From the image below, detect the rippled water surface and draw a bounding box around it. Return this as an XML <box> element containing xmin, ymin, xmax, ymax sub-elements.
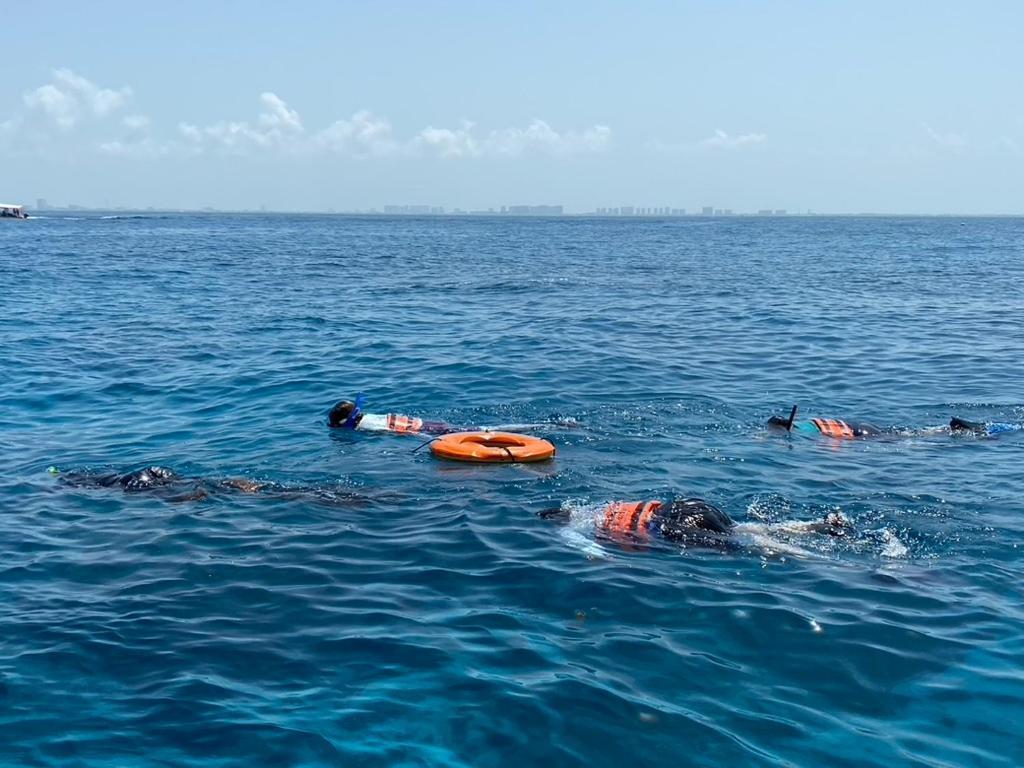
<box><xmin>2</xmin><ymin>214</ymin><xmax>1023</xmax><ymax>766</ymax></box>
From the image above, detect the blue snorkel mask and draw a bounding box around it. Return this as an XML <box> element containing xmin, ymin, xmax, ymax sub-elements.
<box><xmin>342</xmin><ymin>393</ymin><xmax>366</xmax><ymax>429</ymax></box>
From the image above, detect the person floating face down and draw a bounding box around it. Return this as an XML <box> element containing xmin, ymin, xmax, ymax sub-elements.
<box><xmin>766</xmin><ymin>405</ymin><xmax>882</xmax><ymax>438</ymax></box>
<box><xmin>539</xmin><ymin>496</ymin><xmax>852</xmax><ymax>548</ymax></box>
<box><xmin>328</xmin><ymin>396</ymin><xmax>459</xmax><ymax>436</ymax></box>
<box><xmin>768</xmin><ymin>405</ymin><xmax>1022</xmax><ymax>439</ymax></box>
<box><xmin>49</xmin><ymin>465</ymin><xmax>364</xmax><ymax>505</ymax></box>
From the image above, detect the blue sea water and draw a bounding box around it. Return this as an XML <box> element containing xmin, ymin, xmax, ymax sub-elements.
<box><xmin>2</xmin><ymin>213</ymin><xmax>1023</xmax><ymax>767</ymax></box>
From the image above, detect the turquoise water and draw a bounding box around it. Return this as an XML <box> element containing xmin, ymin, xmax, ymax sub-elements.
<box><xmin>2</xmin><ymin>214</ymin><xmax>1023</xmax><ymax>766</ymax></box>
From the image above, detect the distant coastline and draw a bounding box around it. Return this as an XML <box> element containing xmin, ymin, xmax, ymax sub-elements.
<box><xmin>25</xmin><ymin>207</ymin><xmax>1024</xmax><ymax>218</ymax></box>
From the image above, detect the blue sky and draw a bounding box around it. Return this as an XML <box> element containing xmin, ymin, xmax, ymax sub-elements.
<box><xmin>2</xmin><ymin>1</ymin><xmax>1022</xmax><ymax>212</ymax></box>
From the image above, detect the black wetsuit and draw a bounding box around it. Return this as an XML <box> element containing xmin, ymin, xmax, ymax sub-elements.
<box><xmin>540</xmin><ymin>497</ymin><xmax>849</xmax><ymax>546</ymax></box>
<box><xmin>540</xmin><ymin>497</ymin><xmax>735</xmax><ymax>544</ymax></box>
<box><xmin>54</xmin><ymin>466</ymin><xmax>364</xmax><ymax>505</ymax></box>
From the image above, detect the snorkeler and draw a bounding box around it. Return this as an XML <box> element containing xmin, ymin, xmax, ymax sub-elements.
<box><xmin>328</xmin><ymin>395</ymin><xmax>460</xmax><ymax>435</ymax></box>
<box><xmin>539</xmin><ymin>496</ymin><xmax>852</xmax><ymax>548</ymax></box>
<box><xmin>328</xmin><ymin>395</ymin><xmax>577</xmax><ymax>436</ymax></box>
<box><xmin>49</xmin><ymin>465</ymin><xmax>364</xmax><ymax>505</ymax></box>
<box><xmin>768</xmin><ymin>405</ymin><xmax>1021</xmax><ymax>439</ymax></box>
<box><xmin>766</xmin><ymin>405</ymin><xmax>882</xmax><ymax>438</ymax></box>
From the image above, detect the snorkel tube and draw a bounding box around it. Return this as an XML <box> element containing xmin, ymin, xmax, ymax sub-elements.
<box><xmin>341</xmin><ymin>393</ymin><xmax>366</xmax><ymax>429</ymax></box>
<box><xmin>784</xmin><ymin>404</ymin><xmax>798</xmax><ymax>431</ymax></box>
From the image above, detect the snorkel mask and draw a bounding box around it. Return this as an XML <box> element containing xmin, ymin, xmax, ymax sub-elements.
<box><xmin>341</xmin><ymin>393</ymin><xmax>366</xmax><ymax>429</ymax></box>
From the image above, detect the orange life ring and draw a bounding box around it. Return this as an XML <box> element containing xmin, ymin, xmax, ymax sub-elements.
<box><xmin>430</xmin><ymin>431</ymin><xmax>556</xmax><ymax>463</ymax></box>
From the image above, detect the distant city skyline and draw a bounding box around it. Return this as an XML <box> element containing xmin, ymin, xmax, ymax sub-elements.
<box><xmin>3</xmin><ymin>2</ymin><xmax>1023</xmax><ymax>214</ymax></box>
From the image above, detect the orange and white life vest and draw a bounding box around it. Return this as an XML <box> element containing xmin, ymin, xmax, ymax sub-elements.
<box><xmin>811</xmin><ymin>418</ymin><xmax>855</xmax><ymax>439</ymax></box>
<box><xmin>386</xmin><ymin>413</ymin><xmax>424</xmax><ymax>434</ymax></box>
<box><xmin>601</xmin><ymin>500</ymin><xmax>663</xmax><ymax>536</ymax></box>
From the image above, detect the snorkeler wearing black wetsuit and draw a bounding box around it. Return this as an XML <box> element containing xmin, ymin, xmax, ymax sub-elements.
<box><xmin>539</xmin><ymin>496</ymin><xmax>851</xmax><ymax>545</ymax></box>
<box><xmin>50</xmin><ymin>465</ymin><xmax>364</xmax><ymax>505</ymax></box>
<box><xmin>768</xmin><ymin>405</ymin><xmax>1022</xmax><ymax>439</ymax></box>
<box><xmin>766</xmin><ymin>405</ymin><xmax>882</xmax><ymax>438</ymax></box>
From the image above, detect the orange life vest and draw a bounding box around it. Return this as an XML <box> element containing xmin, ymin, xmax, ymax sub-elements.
<box><xmin>387</xmin><ymin>414</ymin><xmax>424</xmax><ymax>434</ymax></box>
<box><xmin>602</xmin><ymin>500</ymin><xmax>663</xmax><ymax>535</ymax></box>
<box><xmin>811</xmin><ymin>418</ymin><xmax>855</xmax><ymax>438</ymax></box>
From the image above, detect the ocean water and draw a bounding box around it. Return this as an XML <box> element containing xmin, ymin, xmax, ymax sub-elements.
<box><xmin>2</xmin><ymin>213</ymin><xmax>1023</xmax><ymax>767</ymax></box>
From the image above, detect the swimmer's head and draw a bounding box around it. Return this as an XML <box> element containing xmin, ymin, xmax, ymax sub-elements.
<box><xmin>328</xmin><ymin>399</ymin><xmax>359</xmax><ymax>428</ymax></box>
<box><xmin>767</xmin><ymin>405</ymin><xmax>799</xmax><ymax>431</ymax></box>
<box><xmin>821</xmin><ymin>511</ymin><xmax>853</xmax><ymax>536</ymax></box>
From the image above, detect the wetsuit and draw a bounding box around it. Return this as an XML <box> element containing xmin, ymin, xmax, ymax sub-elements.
<box><xmin>541</xmin><ymin>498</ymin><xmax>736</xmax><ymax>544</ymax></box>
<box><xmin>540</xmin><ymin>497</ymin><xmax>852</xmax><ymax>548</ymax></box>
<box><xmin>51</xmin><ymin>466</ymin><xmax>363</xmax><ymax>505</ymax></box>
<box><xmin>787</xmin><ymin>418</ymin><xmax>882</xmax><ymax>438</ymax></box>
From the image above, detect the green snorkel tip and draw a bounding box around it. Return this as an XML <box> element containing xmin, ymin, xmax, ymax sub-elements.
<box><xmin>47</xmin><ymin>466</ymin><xmax>59</xmax><ymax>475</ymax></box>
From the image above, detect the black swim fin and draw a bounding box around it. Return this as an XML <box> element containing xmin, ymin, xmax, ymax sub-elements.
<box><xmin>538</xmin><ymin>506</ymin><xmax>571</xmax><ymax>522</ymax></box>
<box><xmin>950</xmin><ymin>417</ymin><xmax>986</xmax><ymax>434</ymax></box>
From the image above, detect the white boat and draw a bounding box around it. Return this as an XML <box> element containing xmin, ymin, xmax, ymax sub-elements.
<box><xmin>0</xmin><ymin>203</ymin><xmax>28</xmax><ymax>219</ymax></box>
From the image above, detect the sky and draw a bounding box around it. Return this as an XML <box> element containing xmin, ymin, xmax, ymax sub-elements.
<box><xmin>2</xmin><ymin>1</ymin><xmax>1023</xmax><ymax>213</ymax></box>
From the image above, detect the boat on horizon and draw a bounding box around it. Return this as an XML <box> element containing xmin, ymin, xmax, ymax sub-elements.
<box><xmin>1</xmin><ymin>203</ymin><xmax>28</xmax><ymax>219</ymax></box>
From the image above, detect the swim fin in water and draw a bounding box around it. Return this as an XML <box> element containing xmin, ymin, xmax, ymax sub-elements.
<box><xmin>949</xmin><ymin>417</ymin><xmax>1021</xmax><ymax>436</ymax></box>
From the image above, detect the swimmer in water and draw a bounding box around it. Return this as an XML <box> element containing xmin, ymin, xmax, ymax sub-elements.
<box><xmin>328</xmin><ymin>394</ymin><xmax>577</xmax><ymax>436</ymax></box>
<box><xmin>766</xmin><ymin>405</ymin><xmax>883</xmax><ymax>438</ymax></box>
<box><xmin>768</xmin><ymin>405</ymin><xmax>1021</xmax><ymax>440</ymax></box>
<box><xmin>539</xmin><ymin>496</ymin><xmax>852</xmax><ymax>552</ymax></box>
<box><xmin>49</xmin><ymin>465</ymin><xmax>365</xmax><ymax>505</ymax></box>
<box><xmin>328</xmin><ymin>395</ymin><xmax>461</xmax><ymax>435</ymax></box>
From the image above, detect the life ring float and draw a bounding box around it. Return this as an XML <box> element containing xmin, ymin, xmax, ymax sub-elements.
<box><xmin>430</xmin><ymin>431</ymin><xmax>556</xmax><ymax>463</ymax></box>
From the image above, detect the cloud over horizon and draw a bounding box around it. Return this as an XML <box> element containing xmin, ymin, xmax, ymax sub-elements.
<box><xmin>10</xmin><ymin>69</ymin><xmax>611</xmax><ymax>161</ymax></box>
<box><xmin>24</xmin><ymin>68</ymin><xmax>132</xmax><ymax>129</ymax></box>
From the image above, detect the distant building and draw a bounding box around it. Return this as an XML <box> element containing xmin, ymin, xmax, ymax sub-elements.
<box><xmin>671</xmin><ymin>208</ymin><xmax>686</xmax><ymax>216</ymax></box>
<box><xmin>774</xmin><ymin>209</ymin><xmax>786</xmax><ymax>215</ymax></box>
<box><xmin>621</xmin><ymin>206</ymin><xmax>635</xmax><ymax>216</ymax></box>
<box><xmin>506</xmin><ymin>205</ymin><xmax>563</xmax><ymax>216</ymax></box>
<box><xmin>701</xmin><ymin>206</ymin><xmax>713</xmax><ymax>215</ymax></box>
<box><xmin>757</xmin><ymin>209</ymin><xmax>772</xmax><ymax>215</ymax></box>
<box><xmin>383</xmin><ymin>205</ymin><xmax>432</xmax><ymax>214</ymax></box>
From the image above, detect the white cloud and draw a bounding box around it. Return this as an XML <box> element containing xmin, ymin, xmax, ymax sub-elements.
<box><xmin>258</xmin><ymin>92</ymin><xmax>302</xmax><ymax>132</ymax></box>
<box><xmin>409</xmin><ymin>119</ymin><xmax>611</xmax><ymax>158</ymax></box>
<box><xmin>314</xmin><ymin>110</ymin><xmax>398</xmax><ymax>156</ymax></box>
<box><xmin>122</xmin><ymin>114</ymin><xmax>150</xmax><ymax>130</ymax></box>
<box><xmin>98</xmin><ymin>138</ymin><xmax>170</xmax><ymax>157</ymax></box>
<box><xmin>484</xmin><ymin>119</ymin><xmax>612</xmax><ymax>155</ymax></box>
<box><xmin>413</xmin><ymin>121</ymin><xmax>480</xmax><ymax>157</ymax></box>
<box><xmin>176</xmin><ymin>92</ymin><xmax>305</xmax><ymax>152</ymax></box>
<box><xmin>23</xmin><ymin>68</ymin><xmax>131</xmax><ymax>128</ymax></box>
<box><xmin>701</xmin><ymin>129</ymin><xmax>767</xmax><ymax>149</ymax></box>
<box><xmin>923</xmin><ymin>124</ymin><xmax>967</xmax><ymax>149</ymax></box>
<box><xmin>10</xmin><ymin>73</ymin><xmax>613</xmax><ymax>161</ymax></box>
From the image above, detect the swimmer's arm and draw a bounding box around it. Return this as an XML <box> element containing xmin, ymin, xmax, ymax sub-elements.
<box><xmin>559</xmin><ymin>527</ymin><xmax>605</xmax><ymax>559</ymax></box>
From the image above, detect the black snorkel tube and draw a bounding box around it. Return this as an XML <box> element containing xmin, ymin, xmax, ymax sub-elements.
<box><xmin>784</xmin><ymin>404</ymin><xmax>798</xmax><ymax>431</ymax></box>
